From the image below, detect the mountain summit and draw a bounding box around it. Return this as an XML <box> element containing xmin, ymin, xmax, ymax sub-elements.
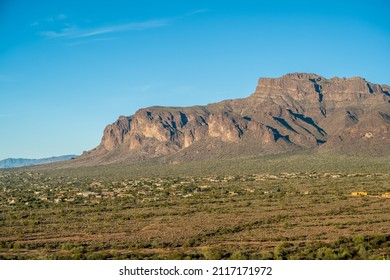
<box><xmin>80</xmin><ymin>73</ymin><xmax>390</xmax><ymax>164</ymax></box>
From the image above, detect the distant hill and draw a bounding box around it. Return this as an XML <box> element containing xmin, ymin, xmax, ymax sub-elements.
<box><xmin>73</xmin><ymin>72</ymin><xmax>389</xmax><ymax>166</ymax></box>
<box><xmin>0</xmin><ymin>155</ymin><xmax>78</xmax><ymax>168</ymax></box>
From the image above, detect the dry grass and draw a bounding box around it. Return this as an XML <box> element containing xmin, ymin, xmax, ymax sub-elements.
<box><xmin>1</xmin><ymin>164</ymin><xmax>390</xmax><ymax>259</ymax></box>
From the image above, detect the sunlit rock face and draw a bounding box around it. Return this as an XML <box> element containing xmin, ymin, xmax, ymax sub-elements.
<box><xmin>83</xmin><ymin>73</ymin><xmax>390</xmax><ymax>163</ymax></box>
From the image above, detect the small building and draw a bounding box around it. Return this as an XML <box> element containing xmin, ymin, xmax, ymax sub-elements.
<box><xmin>381</xmin><ymin>193</ymin><xmax>390</xmax><ymax>198</ymax></box>
<box><xmin>351</xmin><ymin>192</ymin><xmax>368</xmax><ymax>196</ymax></box>
<box><xmin>77</xmin><ymin>191</ymin><xmax>96</xmax><ymax>197</ymax></box>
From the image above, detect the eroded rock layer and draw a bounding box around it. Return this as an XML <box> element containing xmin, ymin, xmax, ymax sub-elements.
<box><xmin>81</xmin><ymin>73</ymin><xmax>390</xmax><ymax>163</ymax></box>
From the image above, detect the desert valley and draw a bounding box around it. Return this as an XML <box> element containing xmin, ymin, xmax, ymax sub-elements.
<box><xmin>1</xmin><ymin>73</ymin><xmax>390</xmax><ymax>260</ymax></box>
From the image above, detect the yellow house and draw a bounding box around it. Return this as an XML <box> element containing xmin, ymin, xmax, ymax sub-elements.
<box><xmin>351</xmin><ymin>192</ymin><xmax>368</xmax><ymax>196</ymax></box>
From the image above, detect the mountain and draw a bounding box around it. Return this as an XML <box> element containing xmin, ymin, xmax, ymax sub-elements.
<box><xmin>0</xmin><ymin>155</ymin><xmax>79</xmax><ymax>169</ymax></box>
<box><xmin>78</xmin><ymin>73</ymin><xmax>390</xmax><ymax>165</ymax></box>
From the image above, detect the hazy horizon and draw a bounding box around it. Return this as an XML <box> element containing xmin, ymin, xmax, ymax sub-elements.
<box><xmin>1</xmin><ymin>0</ymin><xmax>389</xmax><ymax>159</ymax></box>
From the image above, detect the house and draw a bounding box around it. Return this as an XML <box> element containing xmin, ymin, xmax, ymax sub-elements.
<box><xmin>351</xmin><ymin>192</ymin><xmax>368</xmax><ymax>196</ymax></box>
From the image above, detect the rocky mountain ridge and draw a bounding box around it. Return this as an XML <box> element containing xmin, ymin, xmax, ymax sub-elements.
<box><xmin>80</xmin><ymin>73</ymin><xmax>390</xmax><ymax>164</ymax></box>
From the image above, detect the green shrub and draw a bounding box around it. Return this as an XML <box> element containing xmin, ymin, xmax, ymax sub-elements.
<box><xmin>229</xmin><ymin>251</ymin><xmax>248</xmax><ymax>260</ymax></box>
<box><xmin>202</xmin><ymin>247</ymin><xmax>222</xmax><ymax>260</ymax></box>
<box><xmin>316</xmin><ymin>247</ymin><xmax>337</xmax><ymax>260</ymax></box>
<box><xmin>60</xmin><ymin>242</ymin><xmax>73</xmax><ymax>250</ymax></box>
<box><xmin>13</xmin><ymin>242</ymin><xmax>21</xmax><ymax>250</ymax></box>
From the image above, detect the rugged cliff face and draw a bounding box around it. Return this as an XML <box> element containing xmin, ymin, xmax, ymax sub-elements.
<box><xmin>81</xmin><ymin>73</ymin><xmax>390</xmax><ymax>163</ymax></box>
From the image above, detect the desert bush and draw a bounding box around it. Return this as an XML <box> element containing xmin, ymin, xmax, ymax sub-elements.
<box><xmin>316</xmin><ymin>247</ymin><xmax>337</xmax><ymax>260</ymax></box>
<box><xmin>13</xmin><ymin>242</ymin><xmax>21</xmax><ymax>250</ymax></box>
<box><xmin>202</xmin><ymin>247</ymin><xmax>222</xmax><ymax>260</ymax></box>
<box><xmin>60</xmin><ymin>242</ymin><xmax>73</xmax><ymax>250</ymax></box>
<box><xmin>229</xmin><ymin>251</ymin><xmax>248</xmax><ymax>260</ymax></box>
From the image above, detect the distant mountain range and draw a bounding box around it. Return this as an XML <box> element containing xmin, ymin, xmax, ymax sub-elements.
<box><xmin>73</xmin><ymin>72</ymin><xmax>389</xmax><ymax>166</ymax></box>
<box><xmin>0</xmin><ymin>155</ymin><xmax>79</xmax><ymax>168</ymax></box>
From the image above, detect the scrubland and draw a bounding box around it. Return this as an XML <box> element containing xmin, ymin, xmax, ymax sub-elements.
<box><xmin>1</xmin><ymin>152</ymin><xmax>389</xmax><ymax>259</ymax></box>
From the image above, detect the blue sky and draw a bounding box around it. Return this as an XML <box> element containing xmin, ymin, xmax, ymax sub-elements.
<box><xmin>1</xmin><ymin>0</ymin><xmax>389</xmax><ymax>159</ymax></box>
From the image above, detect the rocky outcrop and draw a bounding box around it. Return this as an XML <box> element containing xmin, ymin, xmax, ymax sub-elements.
<box><xmin>81</xmin><ymin>73</ymin><xmax>390</xmax><ymax>163</ymax></box>
<box><xmin>253</xmin><ymin>73</ymin><xmax>387</xmax><ymax>105</ymax></box>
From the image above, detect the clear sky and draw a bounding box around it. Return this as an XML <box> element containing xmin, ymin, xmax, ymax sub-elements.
<box><xmin>1</xmin><ymin>0</ymin><xmax>389</xmax><ymax>159</ymax></box>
